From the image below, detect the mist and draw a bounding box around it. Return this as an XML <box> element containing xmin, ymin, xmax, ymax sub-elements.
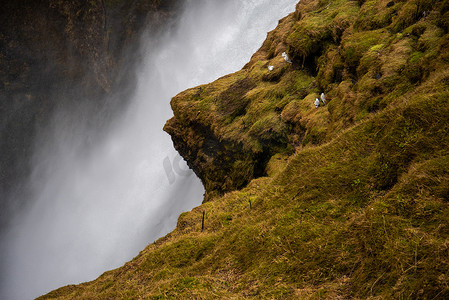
<box><xmin>0</xmin><ymin>0</ymin><xmax>298</xmax><ymax>299</ymax></box>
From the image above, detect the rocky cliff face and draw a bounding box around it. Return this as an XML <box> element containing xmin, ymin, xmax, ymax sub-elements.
<box><xmin>0</xmin><ymin>0</ymin><xmax>180</xmax><ymax>224</ymax></box>
<box><xmin>0</xmin><ymin>0</ymin><xmax>179</xmax><ymax>93</ymax></box>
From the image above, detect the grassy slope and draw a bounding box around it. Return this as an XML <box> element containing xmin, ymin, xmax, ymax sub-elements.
<box><xmin>41</xmin><ymin>0</ymin><xmax>449</xmax><ymax>298</ymax></box>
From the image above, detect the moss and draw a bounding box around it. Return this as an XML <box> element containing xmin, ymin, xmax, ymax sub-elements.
<box><xmin>341</xmin><ymin>29</ymin><xmax>388</xmax><ymax>70</ymax></box>
<box><xmin>217</xmin><ymin>76</ymin><xmax>256</xmax><ymax>120</ymax></box>
<box><xmin>354</xmin><ymin>0</ymin><xmax>395</xmax><ymax>31</ymax></box>
<box><xmin>390</xmin><ymin>0</ymin><xmax>435</xmax><ymax>33</ymax></box>
<box><xmin>316</xmin><ymin>46</ymin><xmax>345</xmax><ymax>89</ymax></box>
<box><xmin>286</xmin><ymin>0</ymin><xmax>358</xmax><ymax>68</ymax></box>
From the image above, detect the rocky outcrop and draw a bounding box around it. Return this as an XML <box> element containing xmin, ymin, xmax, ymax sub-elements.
<box><xmin>165</xmin><ymin>0</ymin><xmax>449</xmax><ymax>200</ymax></box>
<box><xmin>164</xmin><ymin>66</ymin><xmax>292</xmax><ymax>199</ymax></box>
<box><xmin>164</xmin><ymin>113</ymin><xmax>272</xmax><ymax>200</ymax></box>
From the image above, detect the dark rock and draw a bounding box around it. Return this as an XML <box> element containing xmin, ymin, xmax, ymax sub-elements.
<box><xmin>0</xmin><ymin>0</ymin><xmax>181</xmax><ymax>225</ymax></box>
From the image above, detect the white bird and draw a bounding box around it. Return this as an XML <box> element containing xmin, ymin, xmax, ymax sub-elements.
<box><xmin>268</xmin><ymin>65</ymin><xmax>274</xmax><ymax>71</ymax></box>
<box><xmin>320</xmin><ymin>92</ymin><xmax>326</xmax><ymax>105</ymax></box>
<box><xmin>282</xmin><ymin>52</ymin><xmax>292</xmax><ymax>64</ymax></box>
<box><xmin>314</xmin><ymin>98</ymin><xmax>320</xmax><ymax>108</ymax></box>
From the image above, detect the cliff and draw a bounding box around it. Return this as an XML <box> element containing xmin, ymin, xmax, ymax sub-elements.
<box><xmin>43</xmin><ymin>0</ymin><xmax>449</xmax><ymax>298</ymax></box>
<box><xmin>0</xmin><ymin>0</ymin><xmax>179</xmax><ymax>93</ymax></box>
<box><xmin>0</xmin><ymin>0</ymin><xmax>180</xmax><ymax>224</ymax></box>
<box><xmin>165</xmin><ymin>0</ymin><xmax>449</xmax><ymax>202</ymax></box>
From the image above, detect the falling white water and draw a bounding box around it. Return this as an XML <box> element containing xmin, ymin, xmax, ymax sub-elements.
<box><xmin>1</xmin><ymin>0</ymin><xmax>298</xmax><ymax>299</ymax></box>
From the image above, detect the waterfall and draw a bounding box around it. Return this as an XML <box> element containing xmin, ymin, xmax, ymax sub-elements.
<box><xmin>0</xmin><ymin>0</ymin><xmax>298</xmax><ymax>299</ymax></box>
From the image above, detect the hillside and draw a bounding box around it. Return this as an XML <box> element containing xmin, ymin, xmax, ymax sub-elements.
<box><xmin>41</xmin><ymin>0</ymin><xmax>449</xmax><ymax>298</ymax></box>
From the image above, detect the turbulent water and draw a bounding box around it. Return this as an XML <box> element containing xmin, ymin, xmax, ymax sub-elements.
<box><xmin>0</xmin><ymin>0</ymin><xmax>298</xmax><ymax>299</ymax></box>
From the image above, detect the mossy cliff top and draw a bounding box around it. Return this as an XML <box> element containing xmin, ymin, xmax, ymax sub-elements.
<box><xmin>165</xmin><ymin>0</ymin><xmax>449</xmax><ymax>200</ymax></box>
<box><xmin>42</xmin><ymin>0</ymin><xmax>449</xmax><ymax>298</ymax></box>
